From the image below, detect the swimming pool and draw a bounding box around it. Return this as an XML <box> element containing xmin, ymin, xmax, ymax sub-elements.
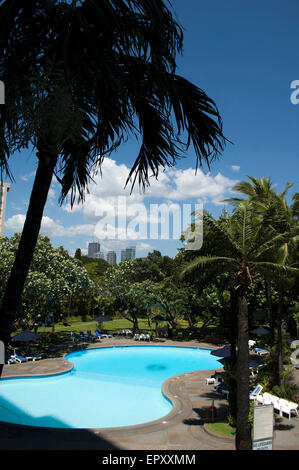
<box><xmin>0</xmin><ymin>346</ymin><xmax>220</xmax><ymax>429</ymax></box>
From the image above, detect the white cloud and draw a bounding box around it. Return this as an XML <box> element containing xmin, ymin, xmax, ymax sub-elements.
<box><xmin>63</xmin><ymin>157</ymin><xmax>239</xmax><ymax>217</ymax></box>
<box><xmin>232</xmin><ymin>165</ymin><xmax>240</xmax><ymax>172</ymax></box>
<box><xmin>20</xmin><ymin>171</ymin><xmax>36</xmax><ymax>182</ymax></box>
<box><xmin>6</xmin><ymin>158</ymin><xmax>239</xmax><ymax>244</ymax></box>
<box><xmin>5</xmin><ymin>214</ymin><xmax>95</xmax><ymax>238</ymax></box>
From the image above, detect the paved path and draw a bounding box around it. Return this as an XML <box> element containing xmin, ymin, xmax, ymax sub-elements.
<box><xmin>0</xmin><ymin>338</ymin><xmax>298</xmax><ymax>450</ymax></box>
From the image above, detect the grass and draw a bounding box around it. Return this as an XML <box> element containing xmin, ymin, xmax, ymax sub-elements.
<box><xmin>36</xmin><ymin>317</ymin><xmax>156</xmax><ymax>335</ymax></box>
<box><xmin>206</xmin><ymin>420</ymin><xmax>236</xmax><ymax>438</ymax></box>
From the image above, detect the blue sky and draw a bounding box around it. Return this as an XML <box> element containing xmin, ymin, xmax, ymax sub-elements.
<box><xmin>3</xmin><ymin>0</ymin><xmax>299</xmax><ymax>261</ymax></box>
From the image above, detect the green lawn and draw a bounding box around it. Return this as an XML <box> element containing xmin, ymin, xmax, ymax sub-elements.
<box><xmin>36</xmin><ymin>317</ymin><xmax>163</xmax><ymax>335</ymax></box>
<box><xmin>206</xmin><ymin>420</ymin><xmax>236</xmax><ymax>438</ymax></box>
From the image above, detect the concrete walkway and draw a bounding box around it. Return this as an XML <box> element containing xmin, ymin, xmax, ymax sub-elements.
<box><xmin>0</xmin><ymin>338</ymin><xmax>298</xmax><ymax>450</ymax></box>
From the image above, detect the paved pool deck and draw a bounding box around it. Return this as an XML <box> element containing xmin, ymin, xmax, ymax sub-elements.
<box><xmin>0</xmin><ymin>337</ymin><xmax>298</xmax><ymax>451</ymax></box>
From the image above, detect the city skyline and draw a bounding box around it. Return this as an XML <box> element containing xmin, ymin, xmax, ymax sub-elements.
<box><xmin>87</xmin><ymin>241</ymin><xmax>137</xmax><ymax>264</ymax></box>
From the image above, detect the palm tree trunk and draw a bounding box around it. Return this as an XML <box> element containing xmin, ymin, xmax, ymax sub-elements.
<box><xmin>276</xmin><ymin>294</ymin><xmax>284</xmax><ymax>388</ymax></box>
<box><xmin>265</xmin><ymin>278</ymin><xmax>274</xmax><ymax>346</ymax></box>
<box><xmin>228</xmin><ymin>287</ymin><xmax>238</xmax><ymax>421</ymax></box>
<box><xmin>0</xmin><ymin>148</ymin><xmax>57</xmax><ymax>377</ymax></box>
<box><xmin>235</xmin><ymin>289</ymin><xmax>251</xmax><ymax>450</ymax></box>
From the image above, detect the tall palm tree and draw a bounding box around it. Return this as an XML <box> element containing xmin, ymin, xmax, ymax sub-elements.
<box><xmin>225</xmin><ymin>176</ymin><xmax>299</xmax><ymax>385</ymax></box>
<box><xmin>0</xmin><ymin>0</ymin><xmax>228</xmax><ymax>371</ymax></box>
<box><xmin>224</xmin><ymin>177</ymin><xmax>292</xmax><ymax>341</ymax></box>
<box><xmin>181</xmin><ymin>202</ymin><xmax>299</xmax><ymax>450</ymax></box>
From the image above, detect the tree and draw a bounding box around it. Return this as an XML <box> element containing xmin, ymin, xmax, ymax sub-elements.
<box><xmin>0</xmin><ymin>234</ymin><xmax>93</xmax><ymax>330</ymax></box>
<box><xmin>180</xmin><ymin>203</ymin><xmax>299</xmax><ymax>450</ymax></box>
<box><xmin>225</xmin><ymin>176</ymin><xmax>299</xmax><ymax>386</ymax></box>
<box><xmin>0</xmin><ymin>0</ymin><xmax>228</xmax><ymax>363</ymax></box>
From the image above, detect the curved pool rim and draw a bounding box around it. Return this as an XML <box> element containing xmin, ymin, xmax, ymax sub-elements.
<box><xmin>0</xmin><ymin>344</ymin><xmax>219</xmax><ymax>432</ymax></box>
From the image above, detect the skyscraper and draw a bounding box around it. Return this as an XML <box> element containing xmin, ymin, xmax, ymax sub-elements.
<box><xmin>88</xmin><ymin>242</ymin><xmax>101</xmax><ymax>258</ymax></box>
<box><xmin>0</xmin><ymin>182</ymin><xmax>10</xmax><ymax>237</ymax></box>
<box><xmin>121</xmin><ymin>249</ymin><xmax>126</xmax><ymax>262</ymax></box>
<box><xmin>120</xmin><ymin>246</ymin><xmax>136</xmax><ymax>262</ymax></box>
<box><xmin>125</xmin><ymin>246</ymin><xmax>136</xmax><ymax>260</ymax></box>
<box><xmin>107</xmin><ymin>250</ymin><xmax>117</xmax><ymax>265</ymax></box>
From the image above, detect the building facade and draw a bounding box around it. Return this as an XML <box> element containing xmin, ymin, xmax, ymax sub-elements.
<box><xmin>0</xmin><ymin>182</ymin><xmax>10</xmax><ymax>237</ymax></box>
<box><xmin>107</xmin><ymin>250</ymin><xmax>117</xmax><ymax>265</ymax></box>
<box><xmin>125</xmin><ymin>246</ymin><xmax>136</xmax><ymax>260</ymax></box>
<box><xmin>121</xmin><ymin>246</ymin><xmax>136</xmax><ymax>261</ymax></box>
<box><xmin>88</xmin><ymin>242</ymin><xmax>101</xmax><ymax>258</ymax></box>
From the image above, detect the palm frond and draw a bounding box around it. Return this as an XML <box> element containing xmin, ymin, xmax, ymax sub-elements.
<box><xmin>252</xmin><ymin>260</ymin><xmax>299</xmax><ymax>279</ymax></box>
<box><xmin>180</xmin><ymin>255</ymin><xmax>237</xmax><ymax>280</ymax></box>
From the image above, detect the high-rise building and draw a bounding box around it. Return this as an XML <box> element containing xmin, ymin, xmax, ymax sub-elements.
<box><xmin>88</xmin><ymin>242</ymin><xmax>101</xmax><ymax>258</ymax></box>
<box><xmin>125</xmin><ymin>246</ymin><xmax>136</xmax><ymax>260</ymax></box>
<box><xmin>121</xmin><ymin>249</ymin><xmax>126</xmax><ymax>262</ymax></box>
<box><xmin>97</xmin><ymin>252</ymin><xmax>105</xmax><ymax>260</ymax></box>
<box><xmin>0</xmin><ymin>182</ymin><xmax>10</xmax><ymax>237</ymax></box>
<box><xmin>107</xmin><ymin>250</ymin><xmax>117</xmax><ymax>265</ymax></box>
<box><xmin>120</xmin><ymin>246</ymin><xmax>136</xmax><ymax>262</ymax></box>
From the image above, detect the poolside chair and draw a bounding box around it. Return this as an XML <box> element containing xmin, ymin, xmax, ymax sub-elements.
<box><xmin>254</xmin><ymin>347</ymin><xmax>269</xmax><ymax>356</ymax></box>
<box><xmin>5</xmin><ymin>352</ymin><xmax>16</xmax><ymax>365</ymax></box>
<box><xmin>134</xmin><ymin>333</ymin><xmax>140</xmax><ymax>340</ymax></box>
<box><xmin>248</xmin><ymin>340</ymin><xmax>256</xmax><ymax>349</ymax></box>
<box><xmin>214</xmin><ymin>381</ymin><xmax>229</xmax><ymax>398</ymax></box>
<box><xmin>95</xmin><ymin>330</ymin><xmax>112</xmax><ymax>339</ymax></box>
<box><xmin>86</xmin><ymin>330</ymin><xmax>97</xmax><ymax>341</ymax></box>
<box><xmin>11</xmin><ymin>351</ymin><xmax>28</xmax><ymax>363</ymax></box>
<box><xmin>249</xmin><ymin>384</ymin><xmax>263</xmax><ymax>401</ymax></box>
<box><xmin>31</xmin><ymin>352</ymin><xmax>42</xmax><ymax>361</ymax></box>
<box><xmin>71</xmin><ymin>331</ymin><xmax>80</xmax><ymax>343</ymax></box>
<box><xmin>278</xmin><ymin>399</ymin><xmax>298</xmax><ymax>420</ymax></box>
<box><xmin>144</xmin><ymin>333</ymin><xmax>151</xmax><ymax>341</ymax></box>
<box><xmin>79</xmin><ymin>331</ymin><xmax>89</xmax><ymax>340</ymax></box>
<box><xmin>22</xmin><ymin>347</ymin><xmax>42</xmax><ymax>361</ymax></box>
<box><xmin>205</xmin><ymin>377</ymin><xmax>216</xmax><ymax>385</ymax></box>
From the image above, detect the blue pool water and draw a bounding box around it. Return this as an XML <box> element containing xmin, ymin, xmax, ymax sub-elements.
<box><xmin>0</xmin><ymin>346</ymin><xmax>220</xmax><ymax>429</ymax></box>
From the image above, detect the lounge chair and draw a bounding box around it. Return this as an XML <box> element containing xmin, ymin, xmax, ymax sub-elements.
<box><xmin>95</xmin><ymin>330</ymin><xmax>112</xmax><ymax>338</ymax></box>
<box><xmin>134</xmin><ymin>334</ymin><xmax>140</xmax><ymax>340</ymax></box>
<box><xmin>25</xmin><ymin>348</ymin><xmax>42</xmax><ymax>361</ymax></box>
<box><xmin>71</xmin><ymin>331</ymin><xmax>81</xmax><ymax>342</ymax></box>
<box><xmin>278</xmin><ymin>399</ymin><xmax>298</xmax><ymax>420</ymax></box>
<box><xmin>11</xmin><ymin>352</ymin><xmax>28</xmax><ymax>363</ymax></box>
<box><xmin>254</xmin><ymin>347</ymin><xmax>269</xmax><ymax>356</ymax></box>
<box><xmin>206</xmin><ymin>377</ymin><xmax>216</xmax><ymax>385</ymax></box>
<box><xmin>86</xmin><ymin>330</ymin><xmax>97</xmax><ymax>341</ymax></box>
<box><xmin>31</xmin><ymin>353</ymin><xmax>42</xmax><ymax>361</ymax></box>
<box><xmin>143</xmin><ymin>333</ymin><xmax>151</xmax><ymax>341</ymax></box>
<box><xmin>79</xmin><ymin>331</ymin><xmax>89</xmax><ymax>340</ymax></box>
<box><xmin>214</xmin><ymin>379</ymin><xmax>229</xmax><ymax>397</ymax></box>
<box><xmin>5</xmin><ymin>352</ymin><xmax>16</xmax><ymax>365</ymax></box>
<box><xmin>249</xmin><ymin>384</ymin><xmax>263</xmax><ymax>400</ymax></box>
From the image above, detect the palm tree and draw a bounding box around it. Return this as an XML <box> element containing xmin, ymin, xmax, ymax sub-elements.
<box><xmin>225</xmin><ymin>176</ymin><xmax>299</xmax><ymax>385</ymax></box>
<box><xmin>0</xmin><ymin>0</ymin><xmax>228</xmax><ymax>370</ymax></box>
<box><xmin>180</xmin><ymin>202</ymin><xmax>299</xmax><ymax>450</ymax></box>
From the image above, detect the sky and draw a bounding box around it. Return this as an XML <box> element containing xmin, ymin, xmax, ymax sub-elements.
<box><xmin>3</xmin><ymin>0</ymin><xmax>299</xmax><ymax>261</ymax></box>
